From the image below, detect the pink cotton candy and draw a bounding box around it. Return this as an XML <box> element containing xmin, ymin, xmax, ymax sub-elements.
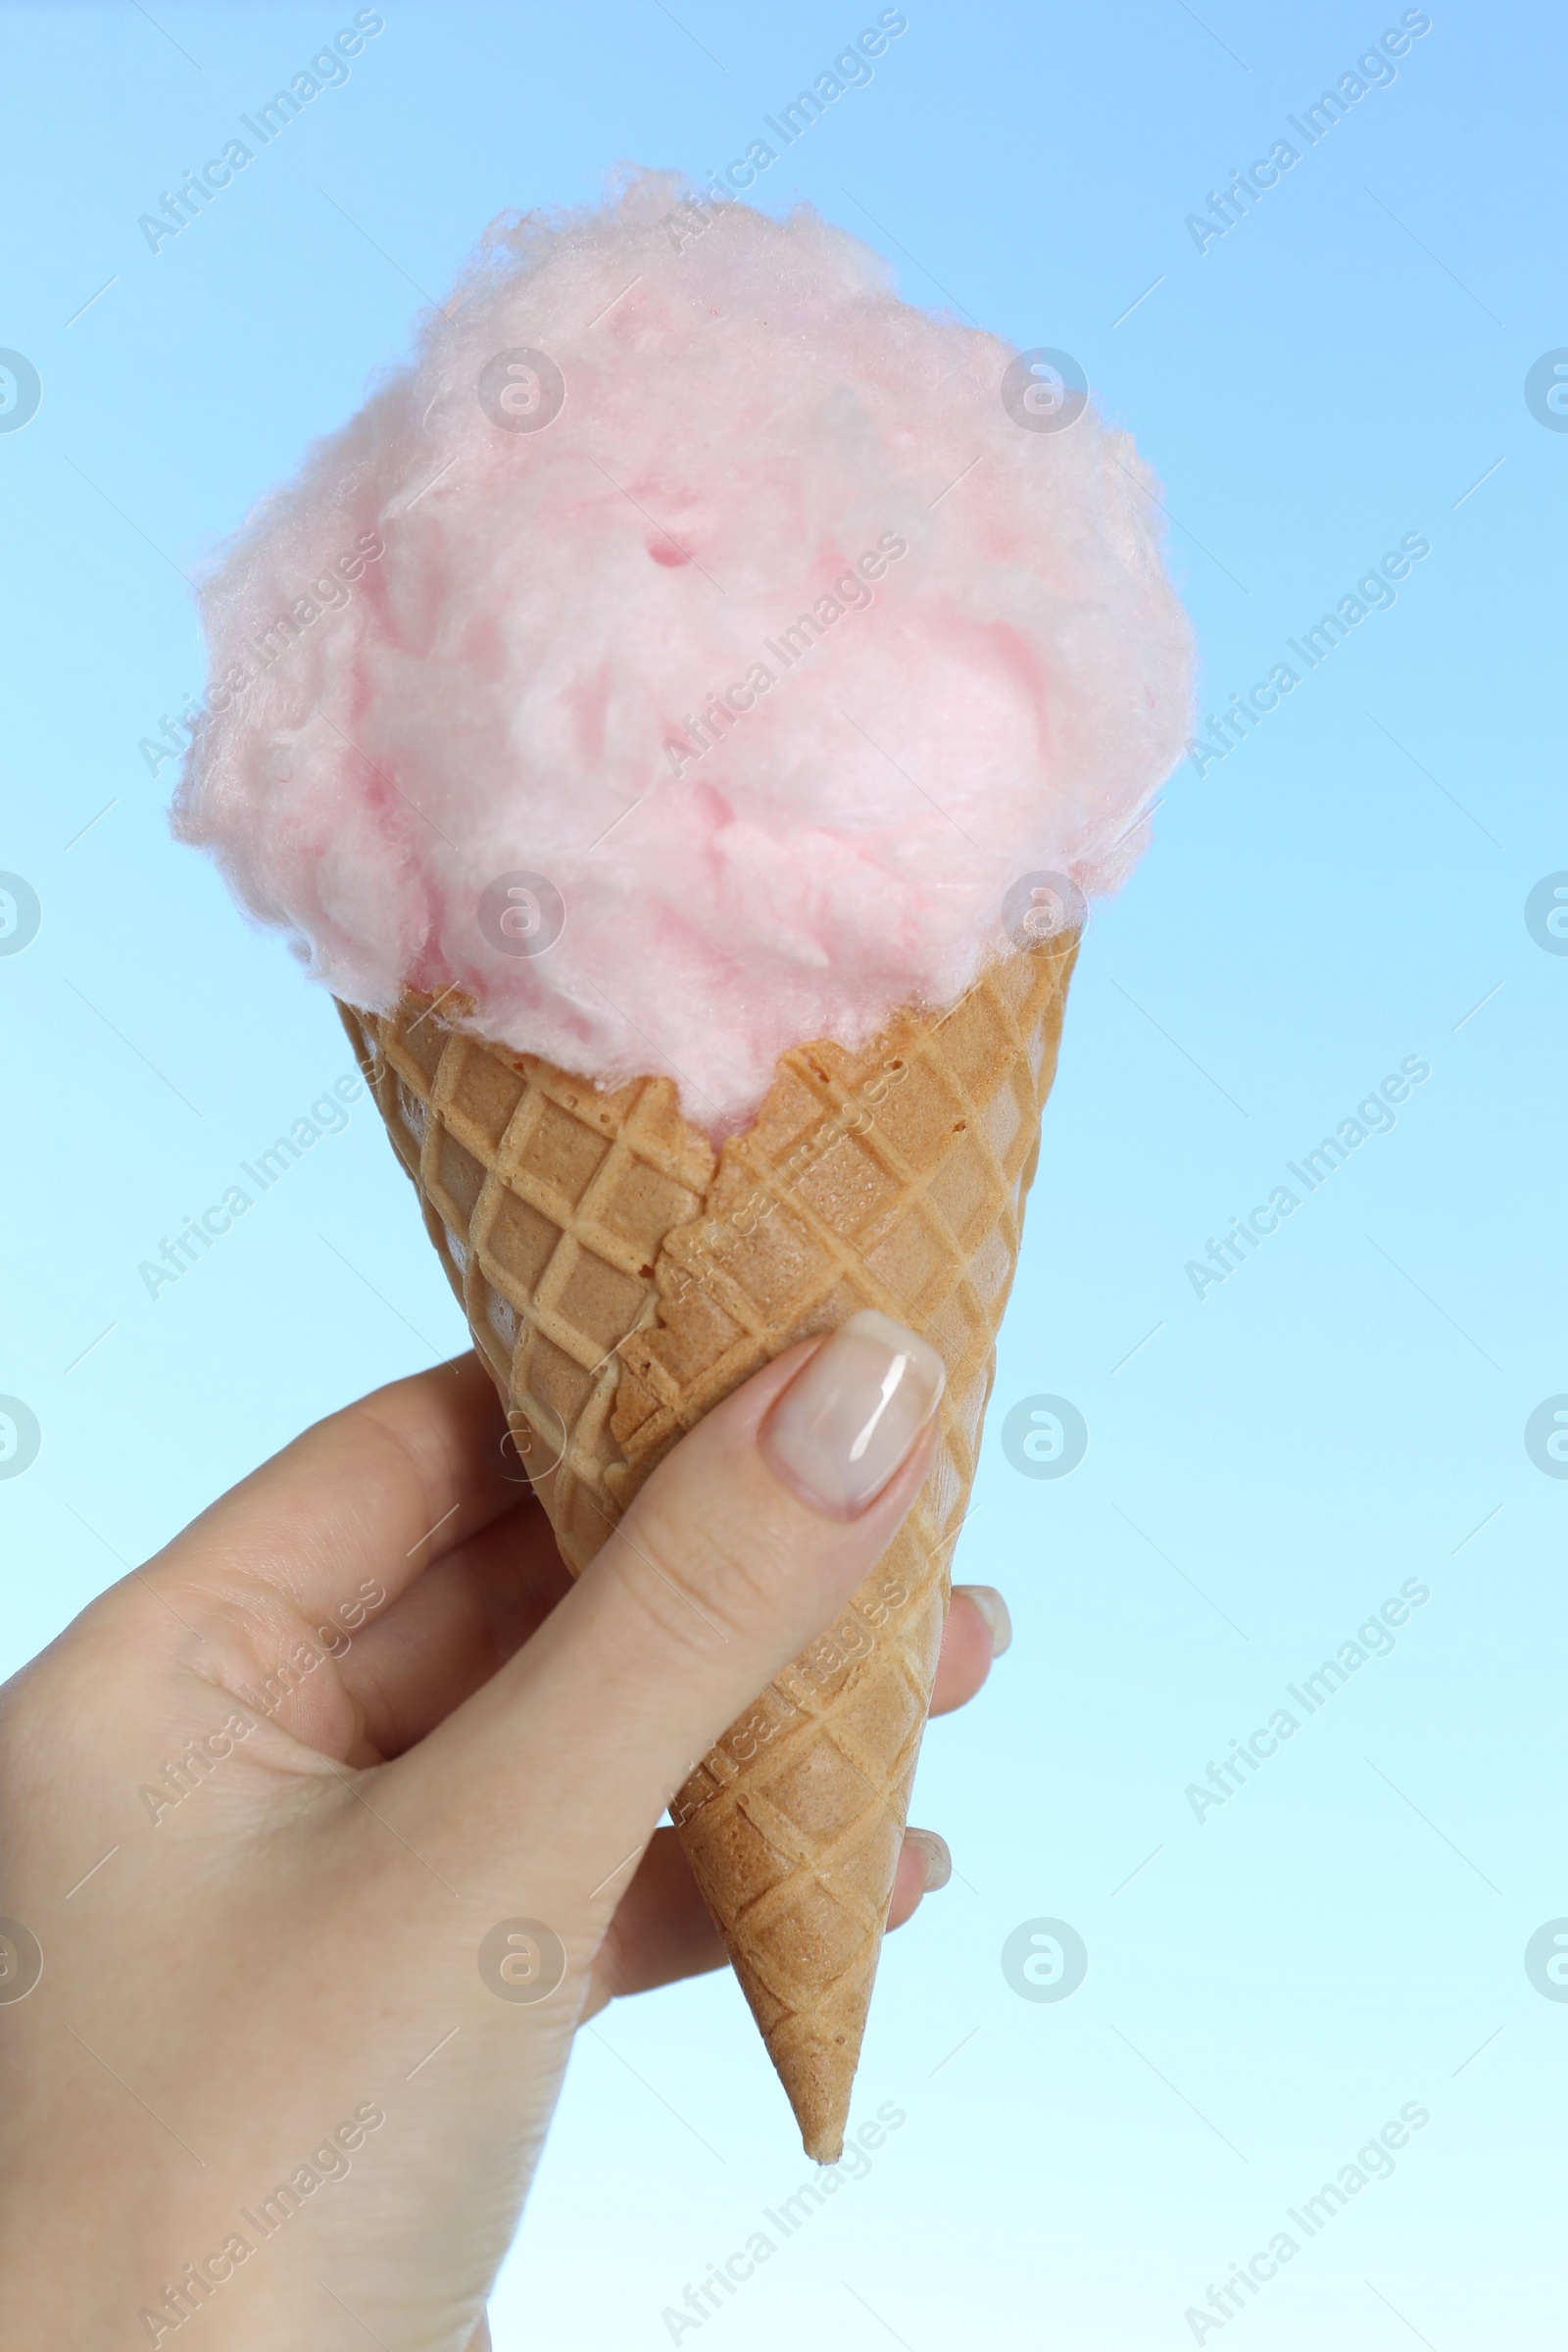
<box><xmin>174</xmin><ymin>167</ymin><xmax>1194</xmax><ymax>1134</ymax></box>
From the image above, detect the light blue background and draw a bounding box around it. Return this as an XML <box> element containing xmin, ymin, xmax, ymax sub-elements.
<box><xmin>1</xmin><ymin>3</ymin><xmax>1563</xmax><ymax>2345</ymax></box>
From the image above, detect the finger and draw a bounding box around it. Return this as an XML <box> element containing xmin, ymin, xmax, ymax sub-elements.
<box><xmin>338</xmin><ymin>1493</ymin><xmax>571</xmax><ymax>1759</ymax></box>
<box><xmin>930</xmin><ymin>1585</ymin><xmax>1011</xmax><ymax>1717</ymax></box>
<box><xmin>585</xmin><ymin>1821</ymin><xmax>953</xmax><ymax>2018</ymax></box>
<box><xmin>889</xmin><ymin>1828</ymin><xmax>952</xmax><ymax>1927</ymax></box>
<box><xmin>351</xmin><ymin>1528</ymin><xmax>1007</xmax><ymax>1769</ymax></box>
<box><xmin>150</xmin><ymin>1354</ymin><xmax>516</xmax><ymax>1629</ymax></box>
<box><xmin>584</xmin><ymin>1828</ymin><xmax>727</xmax><ymax>2016</ymax></box>
<box><xmin>395</xmin><ymin>1311</ymin><xmax>947</xmax><ymax>1897</ymax></box>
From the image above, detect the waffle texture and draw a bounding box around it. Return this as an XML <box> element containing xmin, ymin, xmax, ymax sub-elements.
<box><xmin>339</xmin><ymin>933</ymin><xmax>1076</xmax><ymax>2159</ymax></box>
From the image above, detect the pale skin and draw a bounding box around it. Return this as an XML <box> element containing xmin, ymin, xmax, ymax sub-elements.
<box><xmin>0</xmin><ymin>1345</ymin><xmax>1006</xmax><ymax>2348</ymax></box>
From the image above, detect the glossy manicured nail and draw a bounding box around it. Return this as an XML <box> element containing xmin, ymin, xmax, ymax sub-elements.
<box><xmin>760</xmin><ymin>1309</ymin><xmax>945</xmax><ymax>1520</ymax></box>
<box><xmin>905</xmin><ymin>1828</ymin><xmax>951</xmax><ymax>1892</ymax></box>
<box><xmin>956</xmin><ymin>1583</ymin><xmax>1012</xmax><ymax>1657</ymax></box>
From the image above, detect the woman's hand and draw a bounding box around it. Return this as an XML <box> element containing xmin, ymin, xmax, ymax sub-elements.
<box><xmin>0</xmin><ymin>1318</ymin><xmax>1009</xmax><ymax>2349</ymax></box>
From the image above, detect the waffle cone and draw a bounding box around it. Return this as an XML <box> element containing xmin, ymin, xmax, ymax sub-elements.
<box><xmin>339</xmin><ymin>935</ymin><xmax>1076</xmax><ymax>2160</ymax></box>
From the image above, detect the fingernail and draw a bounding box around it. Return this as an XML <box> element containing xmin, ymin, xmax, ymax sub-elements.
<box><xmin>956</xmin><ymin>1583</ymin><xmax>1012</xmax><ymax>1657</ymax></box>
<box><xmin>761</xmin><ymin>1308</ymin><xmax>946</xmax><ymax>1520</ymax></box>
<box><xmin>905</xmin><ymin>1828</ymin><xmax>951</xmax><ymax>1892</ymax></box>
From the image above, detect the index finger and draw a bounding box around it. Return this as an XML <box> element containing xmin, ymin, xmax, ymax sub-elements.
<box><xmin>150</xmin><ymin>1353</ymin><xmax>522</xmax><ymax>1626</ymax></box>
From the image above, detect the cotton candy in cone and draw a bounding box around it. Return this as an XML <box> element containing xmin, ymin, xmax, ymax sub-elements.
<box><xmin>339</xmin><ymin>930</ymin><xmax>1075</xmax><ymax>2159</ymax></box>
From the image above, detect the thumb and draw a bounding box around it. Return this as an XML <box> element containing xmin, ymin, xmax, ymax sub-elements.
<box><xmin>407</xmin><ymin>1310</ymin><xmax>945</xmax><ymax>1897</ymax></box>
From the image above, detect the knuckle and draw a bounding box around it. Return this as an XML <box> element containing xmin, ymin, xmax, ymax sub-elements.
<box><xmin>610</xmin><ymin>1479</ymin><xmax>796</xmax><ymax>1658</ymax></box>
